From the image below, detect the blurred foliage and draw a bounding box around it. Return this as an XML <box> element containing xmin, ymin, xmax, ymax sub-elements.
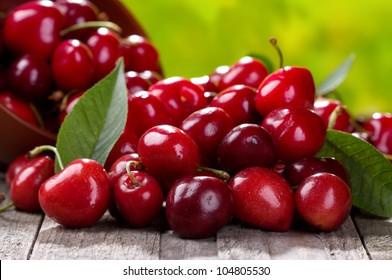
<box><xmin>121</xmin><ymin>0</ymin><xmax>392</xmax><ymax>116</ymax></box>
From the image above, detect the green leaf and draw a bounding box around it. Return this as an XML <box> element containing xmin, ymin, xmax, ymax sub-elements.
<box><xmin>317</xmin><ymin>129</ymin><xmax>392</xmax><ymax>217</ymax></box>
<box><xmin>55</xmin><ymin>59</ymin><xmax>128</xmax><ymax>172</ymax></box>
<box><xmin>247</xmin><ymin>53</ymin><xmax>274</xmax><ymax>73</ymax></box>
<box><xmin>316</xmin><ymin>54</ymin><xmax>355</xmax><ymax>95</ymax></box>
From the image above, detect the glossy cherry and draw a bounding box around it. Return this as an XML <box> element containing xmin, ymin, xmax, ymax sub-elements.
<box><xmin>218</xmin><ymin>123</ymin><xmax>277</xmax><ymax>174</ymax></box>
<box><xmin>295</xmin><ymin>172</ymin><xmax>352</xmax><ymax>232</ymax></box>
<box><xmin>114</xmin><ymin>170</ymin><xmax>163</xmax><ymax>227</ymax></box>
<box><xmin>7</xmin><ymin>53</ymin><xmax>53</xmax><ymax>101</ymax></box>
<box><xmin>10</xmin><ymin>155</ymin><xmax>54</xmax><ymax>213</ymax></box>
<box><xmin>283</xmin><ymin>157</ymin><xmax>351</xmax><ymax>186</ymax></box>
<box><xmin>255</xmin><ymin>66</ymin><xmax>315</xmax><ymax>117</ymax></box>
<box><xmin>314</xmin><ymin>97</ymin><xmax>354</xmax><ymax>133</ymax></box>
<box><xmin>3</xmin><ymin>0</ymin><xmax>65</xmax><ymax>59</ymax></box>
<box><xmin>51</xmin><ymin>39</ymin><xmax>95</xmax><ymax>92</ymax></box>
<box><xmin>209</xmin><ymin>84</ymin><xmax>259</xmax><ymax>126</ymax></box>
<box><xmin>85</xmin><ymin>27</ymin><xmax>122</xmax><ymax>82</ymax></box>
<box><xmin>5</xmin><ymin>154</ymin><xmax>32</xmax><ymax>187</ymax></box>
<box><xmin>362</xmin><ymin>112</ymin><xmax>392</xmax><ymax>155</ymax></box>
<box><xmin>261</xmin><ymin>106</ymin><xmax>327</xmax><ymax>163</ymax></box>
<box><xmin>39</xmin><ymin>158</ymin><xmax>111</xmax><ymax>228</ymax></box>
<box><xmin>124</xmin><ymin>71</ymin><xmax>153</xmax><ymax>94</ymax></box>
<box><xmin>229</xmin><ymin>167</ymin><xmax>294</xmax><ymax>232</ymax></box>
<box><xmin>0</xmin><ymin>91</ymin><xmax>39</xmax><ymax>126</ymax></box>
<box><xmin>166</xmin><ymin>175</ymin><xmax>234</xmax><ymax>239</ymax></box>
<box><xmin>121</xmin><ymin>34</ymin><xmax>161</xmax><ymax>73</ymax></box>
<box><xmin>191</xmin><ymin>65</ymin><xmax>230</xmax><ymax>93</ymax></box>
<box><xmin>180</xmin><ymin>106</ymin><xmax>235</xmax><ymax>167</ymax></box>
<box><xmin>137</xmin><ymin>125</ymin><xmax>200</xmax><ymax>192</ymax></box>
<box><xmin>148</xmin><ymin>77</ymin><xmax>207</xmax><ymax>126</ymax></box>
<box><xmin>218</xmin><ymin>56</ymin><xmax>268</xmax><ymax>91</ymax></box>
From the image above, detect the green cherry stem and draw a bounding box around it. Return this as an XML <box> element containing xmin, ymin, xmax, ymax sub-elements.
<box><xmin>269</xmin><ymin>37</ymin><xmax>284</xmax><ymax>69</ymax></box>
<box><xmin>60</xmin><ymin>21</ymin><xmax>122</xmax><ymax>37</ymax></box>
<box><xmin>197</xmin><ymin>166</ymin><xmax>231</xmax><ymax>181</ymax></box>
<box><xmin>27</xmin><ymin>145</ymin><xmax>65</xmax><ymax>170</ymax></box>
<box><xmin>0</xmin><ymin>202</ymin><xmax>14</xmax><ymax>212</ymax></box>
<box><xmin>125</xmin><ymin>161</ymin><xmax>141</xmax><ymax>188</ymax></box>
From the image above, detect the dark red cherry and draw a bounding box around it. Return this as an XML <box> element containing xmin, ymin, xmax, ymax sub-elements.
<box><xmin>85</xmin><ymin>27</ymin><xmax>122</xmax><ymax>82</ymax></box>
<box><xmin>180</xmin><ymin>107</ymin><xmax>235</xmax><ymax>167</ymax></box>
<box><xmin>191</xmin><ymin>65</ymin><xmax>230</xmax><ymax>93</ymax></box>
<box><xmin>255</xmin><ymin>66</ymin><xmax>315</xmax><ymax>117</ymax></box>
<box><xmin>218</xmin><ymin>56</ymin><xmax>268</xmax><ymax>91</ymax></box>
<box><xmin>124</xmin><ymin>71</ymin><xmax>153</xmax><ymax>94</ymax></box>
<box><xmin>3</xmin><ymin>0</ymin><xmax>65</xmax><ymax>59</ymax></box>
<box><xmin>0</xmin><ymin>91</ymin><xmax>39</xmax><ymax>126</ymax></box>
<box><xmin>5</xmin><ymin>154</ymin><xmax>31</xmax><ymax>187</ymax></box>
<box><xmin>362</xmin><ymin>112</ymin><xmax>392</xmax><ymax>155</ymax></box>
<box><xmin>7</xmin><ymin>53</ymin><xmax>53</xmax><ymax>101</ymax></box>
<box><xmin>262</xmin><ymin>106</ymin><xmax>326</xmax><ymax>163</ymax></box>
<box><xmin>218</xmin><ymin>123</ymin><xmax>277</xmax><ymax>174</ymax></box>
<box><xmin>166</xmin><ymin>175</ymin><xmax>234</xmax><ymax>239</ymax></box>
<box><xmin>51</xmin><ymin>39</ymin><xmax>94</xmax><ymax>92</ymax></box>
<box><xmin>209</xmin><ymin>84</ymin><xmax>258</xmax><ymax>126</ymax></box>
<box><xmin>137</xmin><ymin>125</ymin><xmax>200</xmax><ymax>192</ymax></box>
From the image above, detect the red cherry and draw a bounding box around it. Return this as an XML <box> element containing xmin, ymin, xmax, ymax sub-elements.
<box><xmin>149</xmin><ymin>77</ymin><xmax>207</xmax><ymax>126</ymax></box>
<box><xmin>0</xmin><ymin>91</ymin><xmax>39</xmax><ymax>126</ymax></box>
<box><xmin>180</xmin><ymin>106</ymin><xmax>235</xmax><ymax>167</ymax></box>
<box><xmin>11</xmin><ymin>155</ymin><xmax>54</xmax><ymax>213</ymax></box>
<box><xmin>362</xmin><ymin>112</ymin><xmax>392</xmax><ymax>155</ymax></box>
<box><xmin>39</xmin><ymin>159</ymin><xmax>111</xmax><ymax>228</ymax></box>
<box><xmin>5</xmin><ymin>154</ymin><xmax>31</xmax><ymax>187</ymax></box>
<box><xmin>295</xmin><ymin>173</ymin><xmax>352</xmax><ymax>231</ymax></box>
<box><xmin>137</xmin><ymin>125</ymin><xmax>200</xmax><ymax>192</ymax></box>
<box><xmin>3</xmin><ymin>0</ymin><xmax>65</xmax><ymax>59</ymax></box>
<box><xmin>85</xmin><ymin>27</ymin><xmax>122</xmax><ymax>82</ymax></box>
<box><xmin>124</xmin><ymin>71</ymin><xmax>153</xmax><ymax>94</ymax></box>
<box><xmin>7</xmin><ymin>53</ymin><xmax>53</xmax><ymax>101</ymax></box>
<box><xmin>191</xmin><ymin>65</ymin><xmax>230</xmax><ymax>93</ymax></box>
<box><xmin>209</xmin><ymin>84</ymin><xmax>259</xmax><ymax>126</ymax></box>
<box><xmin>229</xmin><ymin>167</ymin><xmax>295</xmax><ymax>232</ymax></box>
<box><xmin>218</xmin><ymin>123</ymin><xmax>277</xmax><ymax>174</ymax></box>
<box><xmin>51</xmin><ymin>39</ymin><xmax>94</xmax><ymax>92</ymax></box>
<box><xmin>114</xmin><ymin>170</ymin><xmax>163</xmax><ymax>227</ymax></box>
<box><xmin>121</xmin><ymin>34</ymin><xmax>161</xmax><ymax>73</ymax></box>
<box><xmin>255</xmin><ymin>66</ymin><xmax>315</xmax><ymax>117</ymax></box>
<box><xmin>166</xmin><ymin>175</ymin><xmax>234</xmax><ymax>239</ymax></box>
<box><xmin>261</xmin><ymin>106</ymin><xmax>326</xmax><ymax>163</ymax></box>
<box><xmin>218</xmin><ymin>56</ymin><xmax>268</xmax><ymax>91</ymax></box>
<box><xmin>108</xmin><ymin>153</ymin><xmax>140</xmax><ymax>187</ymax></box>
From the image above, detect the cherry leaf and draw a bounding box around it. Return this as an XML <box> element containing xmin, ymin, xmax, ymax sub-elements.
<box><xmin>316</xmin><ymin>54</ymin><xmax>355</xmax><ymax>95</ymax></box>
<box><xmin>55</xmin><ymin>59</ymin><xmax>127</xmax><ymax>172</ymax></box>
<box><xmin>317</xmin><ymin>129</ymin><xmax>392</xmax><ymax>217</ymax></box>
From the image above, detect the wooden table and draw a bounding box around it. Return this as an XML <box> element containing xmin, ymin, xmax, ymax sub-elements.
<box><xmin>1</xmin><ymin>172</ymin><xmax>391</xmax><ymax>260</ymax></box>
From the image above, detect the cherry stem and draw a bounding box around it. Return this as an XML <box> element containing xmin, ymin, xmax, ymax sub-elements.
<box><xmin>269</xmin><ymin>37</ymin><xmax>284</xmax><ymax>68</ymax></box>
<box><xmin>327</xmin><ymin>104</ymin><xmax>344</xmax><ymax>129</ymax></box>
<box><xmin>125</xmin><ymin>161</ymin><xmax>141</xmax><ymax>187</ymax></box>
<box><xmin>28</xmin><ymin>145</ymin><xmax>64</xmax><ymax>170</ymax></box>
<box><xmin>29</xmin><ymin>103</ymin><xmax>45</xmax><ymax>129</ymax></box>
<box><xmin>197</xmin><ymin>166</ymin><xmax>231</xmax><ymax>181</ymax></box>
<box><xmin>60</xmin><ymin>21</ymin><xmax>122</xmax><ymax>37</ymax></box>
<box><xmin>0</xmin><ymin>202</ymin><xmax>14</xmax><ymax>212</ymax></box>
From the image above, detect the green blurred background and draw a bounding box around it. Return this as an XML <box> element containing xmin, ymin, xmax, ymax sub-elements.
<box><xmin>120</xmin><ymin>0</ymin><xmax>392</xmax><ymax>117</ymax></box>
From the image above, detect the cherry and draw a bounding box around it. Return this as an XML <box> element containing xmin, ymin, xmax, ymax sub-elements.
<box><xmin>137</xmin><ymin>124</ymin><xmax>200</xmax><ymax>192</ymax></box>
<box><xmin>124</xmin><ymin>71</ymin><xmax>153</xmax><ymax>94</ymax></box>
<box><xmin>283</xmin><ymin>157</ymin><xmax>351</xmax><ymax>187</ymax></box>
<box><xmin>114</xmin><ymin>169</ymin><xmax>163</xmax><ymax>227</ymax></box>
<box><xmin>51</xmin><ymin>39</ymin><xmax>95</xmax><ymax>92</ymax></box>
<box><xmin>295</xmin><ymin>172</ymin><xmax>352</xmax><ymax>232</ymax></box>
<box><xmin>218</xmin><ymin>123</ymin><xmax>277</xmax><ymax>174</ymax></box>
<box><xmin>7</xmin><ymin>53</ymin><xmax>53</xmax><ymax>101</ymax></box>
<box><xmin>362</xmin><ymin>112</ymin><xmax>392</xmax><ymax>155</ymax></box>
<box><xmin>179</xmin><ymin>106</ymin><xmax>235</xmax><ymax>167</ymax></box>
<box><xmin>314</xmin><ymin>97</ymin><xmax>354</xmax><ymax>132</ymax></box>
<box><xmin>3</xmin><ymin>0</ymin><xmax>65</xmax><ymax>60</ymax></box>
<box><xmin>149</xmin><ymin>77</ymin><xmax>207</xmax><ymax>126</ymax></box>
<box><xmin>85</xmin><ymin>27</ymin><xmax>122</xmax><ymax>82</ymax></box>
<box><xmin>165</xmin><ymin>175</ymin><xmax>234</xmax><ymax>239</ymax></box>
<box><xmin>125</xmin><ymin>91</ymin><xmax>173</xmax><ymax>138</ymax></box>
<box><xmin>5</xmin><ymin>154</ymin><xmax>31</xmax><ymax>187</ymax></box>
<box><xmin>39</xmin><ymin>158</ymin><xmax>111</xmax><ymax>228</ymax></box>
<box><xmin>191</xmin><ymin>65</ymin><xmax>230</xmax><ymax>93</ymax></box>
<box><xmin>218</xmin><ymin>56</ymin><xmax>268</xmax><ymax>91</ymax></box>
<box><xmin>261</xmin><ymin>106</ymin><xmax>327</xmax><ymax>163</ymax></box>
<box><xmin>255</xmin><ymin>66</ymin><xmax>315</xmax><ymax>117</ymax></box>
<box><xmin>209</xmin><ymin>84</ymin><xmax>259</xmax><ymax>126</ymax></box>
<box><xmin>228</xmin><ymin>167</ymin><xmax>294</xmax><ymax>232</ymax></box>
<box><xmin>0</xmin><ymin>91</ymin><xmax>39</xmax><ymax>126</ymax></box>
<box><xmin>10</xmin><ymin>155</ymin><xmax>54</xmax><ymax>213</ymax></box>
<box><xmin>121</xmin><ymin>34</ymin><xmax>161</xmax><ymax>73</ymax></box>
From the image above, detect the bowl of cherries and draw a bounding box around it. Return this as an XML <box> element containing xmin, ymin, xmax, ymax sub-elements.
<box><xmin>0</xmin><ymin>0</ymin><xmax>162</xmax><ymax>167</ymax></box>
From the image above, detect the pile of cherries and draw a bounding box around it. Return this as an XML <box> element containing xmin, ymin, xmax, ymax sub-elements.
<box><xmin>2</xmin><ymin>1</ymin><xmax>392</xmax><ymax>240</ymax></box>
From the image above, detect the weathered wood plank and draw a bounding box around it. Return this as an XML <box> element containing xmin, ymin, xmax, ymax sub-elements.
<box><xmin>0</xmin><ymin>173</ymin><xmax>44</xmax><ymax>260</ymax></box>
<box><xmin>30</xmin><ymin>213</ymin><xmax>161</xmax><ymax>260</ymax></box>
<box><xmin>216</xmin><ymin>218</ymin><xmax>368</xmax><ymax>260</ymax></box>
<box><xmin>353</xmin><ymin>212</ymin><xmax>392</xmax><ymax>260</ymax></box>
